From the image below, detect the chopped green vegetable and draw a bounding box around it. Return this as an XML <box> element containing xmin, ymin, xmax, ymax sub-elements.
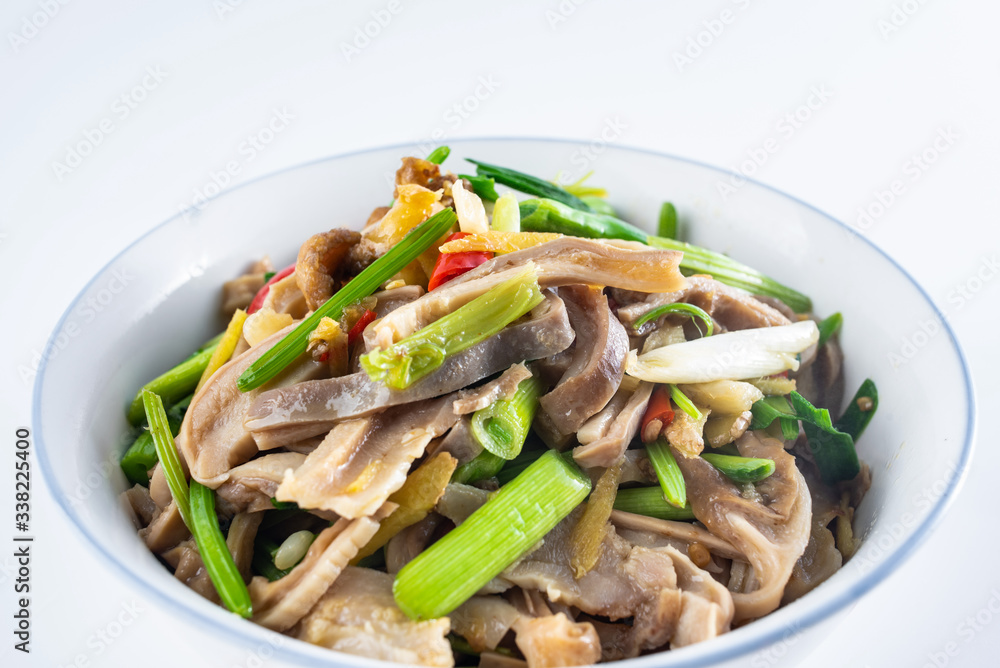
<box><xmin>426</xmin><ymin>146</ymin><xmax>450</xmax><ymax>164</ymax></box>
<box><xmin>818</xmin><ymin>312</ymin><xmax>843</xmax><ymax>348</ymax></box>
<box><xmin>750</xmin><ymin>395</ymin><xmax>800</xmax><ymax>440</ymax></box>
<box><xmin>143</xmin><ymin>389</ymin><xmax>253</xmax><ymax>616</ymax></box>
<box><xmin>471</xmin><ymin>375</ymin><xmax>542</xmax><ymax>459</ymax></box>
<box><xmin>458</xmin><ymin>174</ymin><xmax>499</xmax><ymax>202</ymax></box>
<box><xmin>190</xmin><ymin>482</ymin><xmax>253</xmax><ymax>618</ymax></box>
<box><xmin>262</xmin><ymin>271</ymin><xmax>276</xmax><ymax>283</ymax></box>
<box><xmin>645</xmin><ymin>438</ymin><xmax>686</xmax><ymax>508</ymax></box>
<box><xmin>127</xmin><ymin>344</ymin><xmax>219</xmax><ymax>424</ymax></box>
<box><xmin>493</xmin><ymin>445</ymin><xmax>551</xmax><ymax>485</ymax></box>
<box><xmin>788</xmin><ymin>392</ymin><xmax>860</xmax><ymax>483</ymax></box>
<box><xmin>701</xmin><ymin>453</ymin><xmax>776</xmax><ymax>483</ymax></box>
<box><xmin>238</xmin><ymin>209</ymin><xmax>458</xmax><ymax>391</ymax></box>
<box><xmin>669</xmin><ymin>384</ymin><xmax>702</xmax><ymax>421</ymax></box>
<box><xmin>361</xmin><ymin>266</ymin><xmax>544</xmax><ymax>389</ymax></box>
<box><xmin>452</xmin><ymin>451</ymin><xmax>506</xmax><ymax>485</ymax></box>
<box><xmin>581</xmin><ymin>196</ymin><xmax>617</xmax><ymax>216</ymax></box>
<box><xmin>560</xmin><ymin>172</ymin><xmax>606</xmax><ymax>199</ymax></box>
<box><xmin>142</xmin><ymin>389</ymin><xmax>192</xmax><ymax>526</ymax></box>
<box><xmin>519</xmin><ymin>197</ymin><xmax>812</xmax><ymax>312</ymax></box>
<box><xmin>468</xmin><ymin>159</ymin><xmax>593</xmax><ymax>212</ymax></box>
<box><xmin>612</xmin><ymin>487</ymin><xmax>696</xmax><ymax>521</ymax></box>
<box><xmin>393</xmin><ymin>450</ymin><xmax>591</xmax><ymax>620</ymax></box>
<box><xmin>633</xmin><ymin>302</ymin><xmax>714</xmax><ymax>336</ymax></box>
<box><xmin>834</xmin><ymin>378</ymin><xmax>879</xmax><ymax>441</ymax></box>
<box><xmin>490</xmin><ymin>192</ymin><xmax>520</xmax><ymax>232</ymax></box>
<box><xmin>121</xmin><ymin>395</ymin><xmax>191</xmax><ymax>486</ymax></box>
<box><xmin>657</xmin><ymin>201</ymin><xmax>678</xmax><ymax>239</ymax></box>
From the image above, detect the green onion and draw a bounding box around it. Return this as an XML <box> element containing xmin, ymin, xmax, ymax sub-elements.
<box><xmin>494</xmin><ymin>445</ymin><xmax>549</xmax><ymax>485</ymax></box>
<box><xmin>127</xmin><ymin>345</ymin><xmax>219</xmax><ymax>424</ymax></box>
<box><xmin>393</xmin><ymin>450</ymin><xmax>591</xmax><ymax>619</ymax></box>
<box><xmin>581</xmin><ymin>196</ymin><xmax>617</xmax><ymax>216</ymax></box>
<box><xmin>452</xmin><ymin>451</ymin><xmax>507</xmax><ymax>485</ymax></box>
<box><xmin>361</xmin><ymin>266</ymin><xmax>544</xmax><ymax>390</ymax></box>
<box><xmin>121</xmin><ymin>395</ymin><xmax>191</xmax><ymax>486</ymax></box>
<box><xmin>633</xmin><ymin>302</ymin><xmax>714</xmax><ymax>336</ymax></box>
<box><xmin>612</xmin><ymin>487</ymin><xmax>696</xmax><ymax>521</ymax></box>
<box><xmin>669</xmin><ymin>385</ymin><xmax>702</xmax><ymax>421</ymax></box>
<box><xmin>657</xmin><ymin>201</ymin><xmax>678</xmax><ymax>239</ymax></box>
<box><xmin>645</xmin><ymin>438</ymin><xmax>686</xmax><ymax>508</ymax></box>
<box><xmin>262</xmin><ymin>271</ymin><xmax>276</xmax><ymax>283</ymax></box>
<box><xmin>426</xmin><ymin>146</ymin><xmax>450</xmax><ymax>164</ymax></box>
<box><xmin>238</xmin><ymin>209</ymin><xmax>457</xmax><ymax>391</ymax></box>
<box><xmin>834</xmin><ymin>378</ymin><xmax>879</xmax><ymax>441</ymax></box>
<box><xmin>490</xmin><ymin>192</ymin><xmax>520</xmax><ymax>232</ymax></box>
<box><xmin>458</xmin><ymin>174</ymin><xmax>499</xmax><ymax>202</ymax></box>
<box><xmin>751</xmin><ymin>395</ymin><xmax>800</xmax><ymax>440</ymax></box>
<box><xmin>190</xmin><ymin>482</ymin><xmax>253</xmax><ymax>618</ymax></box>
<box><xmin>788</xmin><ymin>392</ymin><xmax>860</xmax><ymax>483</ymax></box>
<box><xmin>519</xmin><ymin>197</ymin><xmax>812</xmax><ymax>312</ymax></box>
<box><xmin>142</xmin><ymin>389</ymin><xmax>192</xmax><ymax>526</ymax></box>
<box><xmin>701</xmin><ymin>453</ymin><xmax>776</xmax><ymax>483</ymax></box>
<box><xmin>468</xmin><ymin>159</ymin><xmax>593</xmax><ymax>212</ymax></box>
<box><xmin>470</xmin><ymin>375</ymin><xmax>542</xmax><ymax>460</ymax></box>
<box><xmin>520</xmin><ymin>198</ymin><xmax>646</xmax><ymax>243</ymax></box>
<box><xmin>143</xmin><ymin>390</ymin><xmax>253</xmax><ymax>616</ymax></box>
<box><xmin>818</xmin><ymin>312</ymin><xmax>843</xmax><ymax>348</ymax></box>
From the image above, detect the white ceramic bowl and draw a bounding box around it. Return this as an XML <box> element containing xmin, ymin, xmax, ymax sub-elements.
<box><xmin>34</xmin><ymin>138</ymin><xmax>975</xmax><ymax>668</ymax></box>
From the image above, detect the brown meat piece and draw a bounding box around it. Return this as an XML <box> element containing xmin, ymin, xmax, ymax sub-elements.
<box><xmin>295</xmin><ymin>228</ymin><xmax>361</xmax><ymax>311</ymax></box>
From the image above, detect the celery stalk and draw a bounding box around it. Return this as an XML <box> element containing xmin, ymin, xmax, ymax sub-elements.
<box><xmin>645</xmin><ymin>437</ymin><xmax>686</xmax><ymax>508</ymax></box>
<box><xmin>361</xmin><ymin>266</ymin><xmax>544</xmax><ymax>389</ymax></box>
<box><xmin>471</xmin><ymin>375</ymin><xmax>542</xmax><ymax>459</ymax></box>
<box><xmin>612</xmin><ymin>487</ymin><xmax>696</xmax><ymax>521</ymax></box>
<box><xmin>701</xmin><ymin>453</ymin><xmax>776</xmax><ymax>483</ymax></box>
<box><xmin>393</xmin><ymin>450</ymin><xmax>590</xmax><ymax>620</ymax></box>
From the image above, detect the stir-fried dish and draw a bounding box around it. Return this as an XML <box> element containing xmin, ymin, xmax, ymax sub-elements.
<box><xmin>120</xmin><ymin>147</ymin><xmax>877</xmax><ymax>667</ymax></box>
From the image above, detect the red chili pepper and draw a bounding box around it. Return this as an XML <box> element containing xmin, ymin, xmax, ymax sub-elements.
<box><xmin>427</xmin><ymin>232</ymin><xmax>493</xmax><ymax>291</ymax></box>
<box><xmin>247</xmin><ymin>264</ymin><xmax>295</xmax><ymax>315</ymax></box>
<box><xmin>347</xmin><ymin>308</ymin><xmax>377</xmax><ymax>345</ymax></box>
<box><xmin>641</xmin><ymin>385</ymin><xmax>675</xmax><ymax>443</ymax></box>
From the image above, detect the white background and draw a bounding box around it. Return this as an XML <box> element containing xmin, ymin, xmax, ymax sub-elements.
<box><xmin>1</xmin><ymin>1</ymin><xmax>997</xmax><ymax>667</ymax></box>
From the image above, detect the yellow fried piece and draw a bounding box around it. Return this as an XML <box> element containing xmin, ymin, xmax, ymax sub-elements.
<box><xmin>369</xmin><ymin>184</ymin><xmax>442</xmax><ymax>246</ymax></box>
<box><xmin>438</xmin><ymin>231</ymin><xmax>562</xmax><ymax>255</ymax></box>
<box><xmin>195</xmin><ymin>308</ymin><xmax>248</xmax><ymax>393</ymax></box>
<box><xmin>568</xmin><ymin>462</ymin><xmax>623</xmax><ymax>579</ymax></box>
<box><xmin>351</xmin><ymin>452</ymin><xmax>458</xmax><ymax>563</ymax></box>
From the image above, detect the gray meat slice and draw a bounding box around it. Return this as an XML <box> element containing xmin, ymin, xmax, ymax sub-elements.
<box><xmin>573</xmin><ymin>382</ymin><xmax>653</xmax><ymax>469</ymax></box>
<box><xmin>512</xmin><ymin>613</ymin><xmax>602</xmax><ymax>668</ymax></box>
<box><xmin>618</xmin><ymin>275</ymin><xmax>791</xmax><ymax>333</ymax></box>
<box><xmin>368</xmin><ymin>238</ymin><xmax>686</xmax><ymax>349</ymax></box>
<box><xmin>245</xmin><ymin>292</ymin><xmax>573</xmax><ymax>447</ymax></box>
<box><xmin>214</xmin><ymin>452</ymin><xmax>306</xmax><ymax>513</ymax></box>
<box><xmin>452</xmin><ymin>363</ymin><xmax>532</xmax><ymax>415</ymax></box>
<box><xmin>176</xmin><ymin>324</ymin><xmax>327</xmax><ymax>486</ymax></box>
<box><xmin>451</xmin><ymin>596</ymin><xmax>522</xmax><ymax>653</ymax></box>
<box><xmin>274</xmin><ymin>398</ymin><xmax>459</xmax><ymax>518</ymax></box>
<box><xmin>385</xmin><ymin>514</ymin><xmax>443</xmax><ymax>575</ymax></box>
<box><xmin>673</xmin><ymin>430</ymin><xmax>811</xmax><ymax>622</ymax></box>
<box><xmin>427</xmin><ymin>416</ymin><xmax>483</xmax><ymax>465</ymax></box>
<box><xmin>538</xmin><ymin>286</ymin><xmax>628</xmax><ymax>437</ymax></box>
<box><xmin>250</xmin><ymin>504</ymin><xmax>393</xmax><ymax>632</ymax></box>
<box><xmin>296</xmin><ymin>566</ymin><xmax>452</xmax><ymax>667</ymax></box>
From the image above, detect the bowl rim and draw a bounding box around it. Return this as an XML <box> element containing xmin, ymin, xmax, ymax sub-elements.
<box><xmin>33</xmin><ymin>136</ymin><xmax>977</xmax><ymax>667</ymax></box>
